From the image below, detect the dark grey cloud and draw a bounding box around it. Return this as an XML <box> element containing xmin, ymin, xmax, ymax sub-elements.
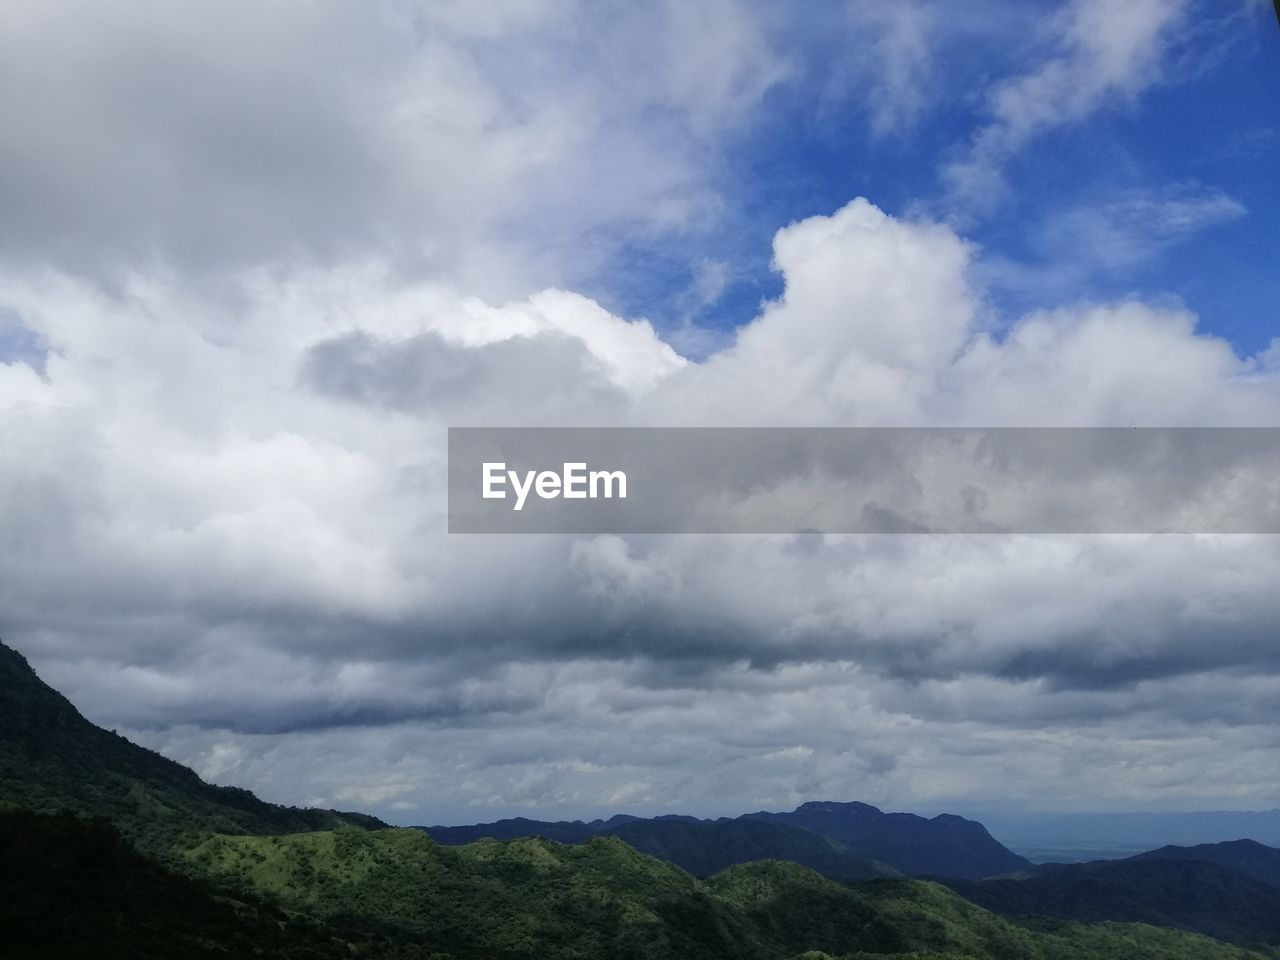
<box><xmin>303</xmin><ymin>330</ymin><xmax>628</xmax><ymax>420</ymax></box>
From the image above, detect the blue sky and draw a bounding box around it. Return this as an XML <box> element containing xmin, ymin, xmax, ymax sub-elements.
<box><xmin>587</xmin><ymin>2</ymin><xmax>1279</xmax><ymax>358</ymax></box>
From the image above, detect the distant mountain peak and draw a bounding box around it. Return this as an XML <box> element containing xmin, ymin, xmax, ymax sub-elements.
<box><xmin>745</xmin><ymin>798</ymin><xmax>1029</xmax><ymax>879</ymax></box>
<box><xmin>795</xmin><ymin>800</ymin><xmax>883</xmax><ymax>816</ymax></box>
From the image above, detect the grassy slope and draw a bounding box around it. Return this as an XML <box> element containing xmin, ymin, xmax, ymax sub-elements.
<box><xmin>602</xmin><ymin>818</ymin><xmax>900</xmax><ymax>881</ymax></box>
<box><xmin>856</xmin><ymin>875</ymin><xmax>1272</xmax><ymax>960</ymax></box>
<box><xmin>0</xmin><ymin>809</ymin><xmax>431</xmax><ymax>960</ymax></box>
<box><xmin>947</xmin><ymin>857</ymin><xmax>1280</xmax><ymax>945</ymax></box>
<box><xmin>189</xmin><ymin>829</ymin><xmax>1275</xmax><ymax>960</ymax></box>
<box><xmin>715</xmin><ymin>862</ymin><xmax>1275</xmax><ymax>959</ymax></box>
<box><xmin>189</xmin><ymin>827</ymin><xmax>771</xmax><ymax>960</ymax></box>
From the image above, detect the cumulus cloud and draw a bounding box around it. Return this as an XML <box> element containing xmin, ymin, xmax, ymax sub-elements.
<box><xmin>6</xmin><ymin>191</ymin><xmax>1280</xmax><ymax>820</ymax></box>
<box><xmin>3</xmin><ymin>0</ymin><xmax>1278</xmax><ymax>823</ymax></box>
<box><xmin>0</xmin><ymin>0</ymin><xmax>785</xmax><ymax>297</ymax></box>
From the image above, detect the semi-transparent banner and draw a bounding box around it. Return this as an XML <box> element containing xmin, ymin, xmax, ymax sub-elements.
<box><xmin>447</xmin><ymin>427</ymin><xmax>1280</xmax><ymax>534</ymax></box>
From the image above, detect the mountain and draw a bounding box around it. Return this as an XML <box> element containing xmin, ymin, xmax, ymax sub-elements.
<box><xmin>708</xmin><ymin>860</ymin><xmax>1268</xmax><ymax>960</ymax></box>
<box><xmin>600</xmin><ymin>818</ymin><xmax>899</xmax><ymax>881</ymax></box>
<box><xmin>421</xmin><ymin>813</ymin><xmax>639</xmax><ymax>844</ymax></box>
<box><xmin>192</xmin><ymin>830</ymin><xmax>1269</xmax><ymax>960</ymax></box>
<box><xmin>189</xmin><ymin>827</ymin><xmax>775</xmax><ymax>960</ymax></box>
<box><xmin>424</xmin><ymin>815</ymin><xmax>899</xmax><ymax>882</ymax></box>
<box><xmin>948</xmin><ymin>855</ymin><xmax>1280</xmax><ymax>946</ymax></box>
<box><xmin>744</xmin><ymin>801</ymin><xmax>1031</xmax><ymax>880</ymax></box>
<box><xmin>0</xmin><ymin>639</ymin><xmax>383</xmax><ymax>852</ymax></box>
<box><xmin>0</xmin><ymin>807</ymin><xmax>404</xmax><ymax>960</ymax></box>
<box><xmin>1130</xmin><ymin>839</ymin><xmax>1280</xmax><ymax>888</ymax></box>
<box><xmin>423</xmin><ymin>802</ymin><xmax>1028</xmax><ymax>881</ymax></box>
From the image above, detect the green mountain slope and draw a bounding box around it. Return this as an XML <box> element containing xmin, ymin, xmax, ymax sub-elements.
<box><xmin>711</xmin><ymin>861</ymin><xmax>1272</xmax><ymax>960</ymax></box>
<box><xmin>0</xmin><ymin>639</ymin><xmax>383</xmax><ymax>851</ymax></box>
<box><xmin>948</xmin><ymin>856</ymin><xmax>1280</xmax><ymax>946</ymax></box>
<box><xmin>0</xmin><ymin>808</ymin><xmax>425</xmax><ymax>960</ymax></box>
<box><xmin>602</xmin><ymin>817</ymin><xmax>899</xmax><ymax>881</ymax></box>
<box><xmin>187</xmin><ymin>827</ymin><xmax>774</xmax><ymax>960</ymax></box>
<box><xmin>188</xmin><ymin>830</ymin><xmax>1275</xmax><ymax>960</ymax></box>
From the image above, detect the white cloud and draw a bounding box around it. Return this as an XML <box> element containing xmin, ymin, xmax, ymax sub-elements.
<box><xmin>0</xmin><ymin>0</ymin><xmax>787</xmax><ymax>297</ymax></box>
<box><xmin>944</xmin><ymin>0</ymin><xmax>1188</xmax><ymax>211</ymax></box>
<box><xmin>6</xmin><ymin>195</ymin><xmax>1280</xmax><ymax>817</ymax></box>
<box><xmin>1035</xmin><ymin>185</ymin><xmax>1246</xmax><ymax>270</ymax></box>
<box><xmin>846</xmin><ymin>0</ymin><xmax>936</xmax><ymax>137</ymax></box>
<box><xmin>977</xmin><ymin>184</ymin><xmax>1248</xmax><ymax>301</ymax></box>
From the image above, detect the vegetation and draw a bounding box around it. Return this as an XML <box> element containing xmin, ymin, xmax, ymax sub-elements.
<box><xmin>423</xmin><ymin>802</ymin><xmax>1026</xmax><ymax>882</ymax></box>
<box><xmin>713</xmin><ymin>862</ymin><xmax>1274</xmax><ymax>959</ymax></box>
<box><xmin>948</xmin><ymin>856</ymin><xmax>1280</xmax><ymax>945</ymax></box>
<box><xmin>189</xmin><ymin>833</ymin><xmax>1274</xmax><ymax>960</ymax></box>
<box><xmin>187</xmin><ymin>828</ymin><xmax>772</xmax><ymax>960</ymax></box>
<box><xmin>0</xmin><ymin>809</ymin><xmax>434</xmax><ymax>959</ymax></box>
<box><xmin>602</xmin><ymin>817</ymin><xmax>899</xmax><ymax>881</ymax></box>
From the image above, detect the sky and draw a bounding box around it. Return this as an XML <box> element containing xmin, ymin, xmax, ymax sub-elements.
<box><xmin>2</xmin><ymin>0</ymin><xmax>1280</xmax><ymax>826</ymax></box>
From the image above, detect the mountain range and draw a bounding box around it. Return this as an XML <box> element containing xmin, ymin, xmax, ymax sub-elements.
<box><xmin>420</xmin><ymin>800</ymin><xmax>1028</xmax><ymax>881</ymax></box>
<box><xmin>744</xmin><ymin>800</ymin><xmax>1030</xmax><ymax>879</ymax></box>
<box><xmin>947</xmin><ymin>840</ymin><xmax>1280</xmax><ymax>946</ymax></box>
<box><xmin>3</xmin><ymin>635</ymin><xmax>1279</xmax><ymax>960</ymax></box>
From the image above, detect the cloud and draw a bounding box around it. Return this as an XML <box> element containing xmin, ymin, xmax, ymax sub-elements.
<box><xmin>0</xmin><ymin>0</ymin><xmax>786</xmax><ymax>297</ymax></box>
<box><xmin>846</xmin><ymin>0</ymin><xmax>936</xmax><ymax>137</ymax></box>
<box><xmin>978</xmin><ymin>184</ymin><xmax>1247</xmax><ymax>301</ymax></box>
<box><xmin>4</xmin><ymin>192</ymin><xmax>1280</xmax><ymax>818</ymax></box>
<box><xmin>944</xmin><ymin>0</ymin><xmax>1188</xmax><ymax>212</ymax></box>
<box><xmin>301</xmin><ymin>288</ymin><xmax>684</xmax><ymax>420</ymax></box>
<box><xmin>2</xmin><ymin>2</ymin><xmax>1278</xmax><ymax>821</ymax></box>
<box><xmin>116</xmin><ymin>657</ymin><xmax>1280</xmax><ymax>823</ymax></box>
<box><xmin>1034</xmin><ymin>185</ymin><xmax>1246</xmax><ymax>270</ymax></box>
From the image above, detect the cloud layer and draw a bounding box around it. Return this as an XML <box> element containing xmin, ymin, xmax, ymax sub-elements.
<box><xmin>6</xmin><ymin>193</ymin><xmax>1280</xmax><ymax>821</ymax></box>
<box><xmin>2</xmin><ymin>0</ymin><xmax>1278</xmax><ymax>824</ymax></box>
